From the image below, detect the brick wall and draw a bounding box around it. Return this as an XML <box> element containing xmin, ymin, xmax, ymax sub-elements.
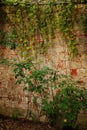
<box><xmin>0</xmin><ymin>35</ymin><xmax>87</xmax><ymax>118</ymax></box>
<box><xmin>0</xmin><ymin>5</ymin><xmax>87</xmax><ymax>121</ymax></box>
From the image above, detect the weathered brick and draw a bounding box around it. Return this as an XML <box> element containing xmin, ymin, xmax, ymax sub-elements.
<box><xmin>0</xmin><ymin>6</ymin><xmax>87</xmax><ymax>122</ymax></box>
<box><xmin>71</xmin><ymin>69</ymin><xmax>78</xmax><ymax>76</ymax></box>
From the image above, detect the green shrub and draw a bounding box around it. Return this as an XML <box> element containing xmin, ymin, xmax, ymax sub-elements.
<box><xmin>14</xmin><ymin>61</ymin><xmax>87</xmax><ymax>129</ymax></box>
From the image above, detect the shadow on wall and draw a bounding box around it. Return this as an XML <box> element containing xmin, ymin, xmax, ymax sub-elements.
<box><xmin>0</xmin><ymin>2</ymin><xmax>7</xmax><ymax>31</ymax></box>
<box><xmin>0</xmin><ymin>2</ymin><xmax>8</xmax><ymax>58</ymax></box>
<box><xmin>0</xmin><ymin>1</ymin><xmax>9</xmax><ymax>49</ymax></box>
<box><xmin>81</xmin><ymin>5</ymin><xmax>87</xmax><ymax>60</ymax></box>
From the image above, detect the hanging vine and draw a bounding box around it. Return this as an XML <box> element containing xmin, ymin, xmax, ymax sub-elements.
<box><xmin>3</xmin><ymin>0</ymin><xmax>58</xmax><ymax>60</ymax></box>
<box><xmin>57</xmin><ymin>1</ymin><xmax>79</xmax><ymax>56</ymax></box>
<box><xmin>0</xmin><ymin>0</ymin><xmax>87</xmax><ymax>59</ymax></box>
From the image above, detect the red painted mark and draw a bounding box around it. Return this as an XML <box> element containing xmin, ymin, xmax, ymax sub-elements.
<box><xmin>51</xmin><ymin>36</ymin><xmax>56</xmax><ymax>39</ymax></box>
<box><xmin>77</xmin><ymin>80</ymin><xmax>85</xmax><ymax>84</ymax></box>
<box><xmin>58</xmin><ymin>62</ymin><xmax>63</xmax><ymax>68</ymax></box>
<box><xmin>79</xmin><ymin>80</ymin><xmax>84</xmax><ymax>84</ymax></box>
<box><xmin>10</xmin><ymin>77</ymin><xmax>14</xmax><ymax>81</ymax></box>
<box><xmin>71</xmin><ymin>69</ymin><xmax>77</xmax><ymax>76</ymax></box>
<box><xmin>56</xmin><ymin>89</ymin><xmax>61</xmax><ymax>94</ymax></box>
<box><xmin>1</xmin><ymin>46</ymin><xmax>6</xmax><ymax>50</ymax></box>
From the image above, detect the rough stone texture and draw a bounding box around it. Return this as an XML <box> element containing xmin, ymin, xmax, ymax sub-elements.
<box><xmin>0</xmin><ymin>35</ymin><xmax>87</xmax><ymax>120</ymax></box>
<box><xmin>0</xmin><ymin>5</ymin><xmax>87</xmax><ymax>129</ymax></box>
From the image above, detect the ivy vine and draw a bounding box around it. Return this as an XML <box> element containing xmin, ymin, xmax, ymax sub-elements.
<box><xmin>4</xmin><ymin>1</ymin><xmax>58</xmax><ymax>60</ymax></box>
<box><xmin>58</xmin><ymin>1</ymin><xmax>79</xmax><ymax>56</ymax></box>
<box><xmin>0</xmin><ymin>0</ymin><xmax>87</xmax><ymax>59</ymax></box>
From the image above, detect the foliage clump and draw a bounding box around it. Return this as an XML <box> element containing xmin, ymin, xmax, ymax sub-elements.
<box><xmin>1</xmin><ymin>0</ymin><xmax>87</xmax><ymax>57</ymax></box>
<box><xmin>14</xmin><ymin>61</ymin><xmax>87</xmax><ymax>129</ymax></box>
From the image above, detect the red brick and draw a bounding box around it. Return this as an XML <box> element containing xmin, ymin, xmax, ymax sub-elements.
<box><xmin>71</xmin><ymin>69</ymin><xmax>77</xmax><ymax>76</ymax></box>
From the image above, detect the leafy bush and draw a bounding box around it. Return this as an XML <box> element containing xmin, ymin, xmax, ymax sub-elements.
<box><xmin>14</xmin><ymin>61</ymin><xmax>87</xmax><ymax>129</ymax></box>
<box><xmin>42</xmin><ymin>80</ymin><xmax>87</xmax><ymax>129</ymax></box>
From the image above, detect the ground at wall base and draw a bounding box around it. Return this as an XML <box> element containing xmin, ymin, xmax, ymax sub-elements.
<box><xmin>0</xmin><ymin>114</ymin><xmax>87</xmax><ymax>130</ymax></box>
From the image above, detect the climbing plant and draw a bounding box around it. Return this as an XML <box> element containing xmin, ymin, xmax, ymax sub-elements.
<box><xmin>1</xmin><ymin>0</ymin><xmax>58</xmax><ymax>60</ymax></box>
<box><xmin>0</xmin><ymin>0</ymin><xmax>87</xmax><ymax>59</ymax></box>
<box><xmin>57</xmin><ymin>1</ymin><xmax>78</xmax><ymax>56</ymax></box>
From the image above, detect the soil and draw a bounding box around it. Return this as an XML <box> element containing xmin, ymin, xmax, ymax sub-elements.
<box><xmin>0</xmin><ymin>114</ymin><xmax>54</xmax><ymax>130</ymax></box>
<box><xmin>0</xmin><ymin>114</ymin><xmax>86</xmax><ymax>130</ymax></box>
